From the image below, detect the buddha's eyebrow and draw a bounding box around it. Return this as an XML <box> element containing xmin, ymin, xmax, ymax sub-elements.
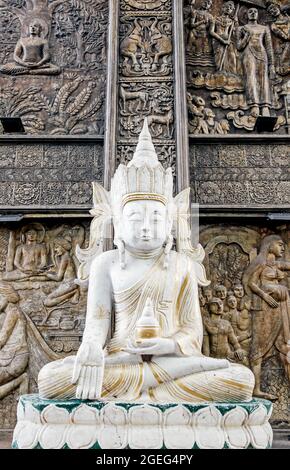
<box><xmin>127</xmin><ymin>210</ymin><xmax>141</xmax><ymax>216</ymax></box>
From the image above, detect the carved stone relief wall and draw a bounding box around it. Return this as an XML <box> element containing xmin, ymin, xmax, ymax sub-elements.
<box><xmin>117</xmin><ymin>0</ymin><xmax>176</xmax><ymax>180</ymax></box>
<box><xmin>0</xmin><ymin>141</ymin><xmax>103</xmax><ymax>208</ymax></box>
<box><xmin>200</xmin><ymin>224</ymin><xmax>290</xmax><ymax>425</ymax></box>
<box><xmin>184</xmin><ymin>0</ymin><xmax>290</xmax><ymax>134</ymax></box>
<box><xmin>0</xmin><ymin>221</ymin><xmax>89</xmax><ymax>428</ymax></box>
<box><xmin>0</xmin><ymin>0</ymin><xmax>108</xmax><ymax>135</ymax></box>
<box><xmin>190</xmin><ymin>141</ymin><xmax>290</xmax><ymax>206</ymax></box>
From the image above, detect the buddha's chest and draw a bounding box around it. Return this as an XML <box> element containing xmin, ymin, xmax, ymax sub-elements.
<box><xmin>110</xmin><ymin>258</ymin><xmax>159</xmax><ymax>293</ymax></box>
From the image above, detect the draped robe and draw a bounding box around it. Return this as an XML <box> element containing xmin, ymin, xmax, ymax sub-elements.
<box><xmin>39</xmin><ymin>252</ymin><xmax>254</xmax><ymax>403</ymax></box>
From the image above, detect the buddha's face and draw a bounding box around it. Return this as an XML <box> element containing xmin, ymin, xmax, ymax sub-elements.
<box><xmin>121</xmin><ymin>199</ymin><xmax>169</xmax><ymax>251</ymax></box>
<box><xmin>26</xmin><ymin>229</ymin><xmax>37</xmax><ymax>243</ymax></box>
<box><xmin>227</xmin><ymin>295</ymin><xmax>237</xmax><ymax>309</ymax></box>
<box><xmin>29</xmin><ymin>22</ymin><xmax>41</xmax><ymax>36</ymax></box>
<box><xmin>233</xmin><ymin>285</ymin><xmax>244</xmax><ymax>298</ymax></box>
<box><xmin>270</xmin><ymin>239</ymin><xmax>285</xmax><ymax>258</ymax></box>
<box><xmin>215</xmin><ymin>285</ymin><xmax>227</xmax><ymax>300</ymax></box>
<box><xmin>248</xmin><ymin>8</ymin><xmax>258</xmax><ymax>21</ymax></box>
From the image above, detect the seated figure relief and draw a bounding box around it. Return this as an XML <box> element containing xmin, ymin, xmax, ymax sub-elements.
<box><xmin>43</xmin><ymin>236</ymin><xmax>80</xmax><ymax>310</ymax></box>
<box><xmin>3</xmin><ymin>224</ymin><xmax>48</xmax><ymax>282</ymax></box>
<box><xmin>0</xmin><ymin>20</ymin><xmax>60</xmax><ymax>76</ymax></box>
<box><xmin>38</xmin><ymin>120</ymin><xmax>255</xmax><ymax>403</ymax></box>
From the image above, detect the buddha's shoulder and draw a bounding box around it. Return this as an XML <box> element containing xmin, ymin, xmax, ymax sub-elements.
<box><xmin>91</xmin><ymin>250</ymin><xmax>118</xmax><ymax>270</ymax></box>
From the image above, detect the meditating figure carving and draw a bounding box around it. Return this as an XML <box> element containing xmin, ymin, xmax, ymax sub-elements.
<box><xmin>3</xmin><ymin>225</ymin><xmax>48</xmax><ymax>281</ymax></box>
<box><xmin>0</xmin><ymin>20</ymin><xmax>60</xmax><ymax>76</ymax></box>
<box><xmin>38</xmin><ymin>120</ymin><xmax>254</xmax><ymax>403</ymax></box>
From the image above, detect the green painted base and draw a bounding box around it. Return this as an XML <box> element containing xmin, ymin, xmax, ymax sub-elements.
<box><xmin>12</xmin><ymin>394</ymin><xmax>273</xmax><ymax>449</ymax></box>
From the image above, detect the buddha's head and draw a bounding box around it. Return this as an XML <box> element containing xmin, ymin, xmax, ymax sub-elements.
<box><xmin>26</xmin><ymin>229</ymin><xmax>38</xmax><ymax>243</ymax></box>
<box><xmin>29</xmin><ymin>20</ymin><xmax>42</xmax><ymax>37</ymax></box>
<box><xmin>247</xmin><ymin>7</ymin><xmax>258</xmax><ymax>21</ymax></box>
<box><xmin>121</xmin><ymin>199</ymin><xmax>171</xmax><ymax>252</ymax></box>
<box><xmin>112</xmin><ymin>119</ymin><xmax>173</xmax><ymax>267</ymax></box>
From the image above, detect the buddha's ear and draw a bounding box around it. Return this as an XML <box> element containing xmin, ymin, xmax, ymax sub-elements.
<box><xmin>166</xmin><ymin>201</ymin><xmax>174</xmax><ymax>235</ymax></box>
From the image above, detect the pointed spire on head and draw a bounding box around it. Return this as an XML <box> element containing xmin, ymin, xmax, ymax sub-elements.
<box><xmin>128</xmin><ymin>118</ymin><xmax>159</xmax><ymax>168</ymax></box>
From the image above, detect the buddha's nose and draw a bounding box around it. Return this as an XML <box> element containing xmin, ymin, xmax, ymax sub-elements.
<box><xmin>141</xmin><ymin>225</ymin><xmax>150</xmax><ymax>234</ymax></box>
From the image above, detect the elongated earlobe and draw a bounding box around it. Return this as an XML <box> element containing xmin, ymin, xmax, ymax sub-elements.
<box><xmin>114</xmin><ymin>238</ymin><xmax>126</xmax><ymax>269</ymax></box>
<box><xmin>163</xmin><ymin>234</ymin><xmax>173</xmax><ymax>269</ymax></box>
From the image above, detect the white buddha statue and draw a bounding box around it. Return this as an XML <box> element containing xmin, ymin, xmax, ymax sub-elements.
<box><xmin>38</xmin><ymin>120</ymin><xmax>254</xmax><ymax>403</ymax></box>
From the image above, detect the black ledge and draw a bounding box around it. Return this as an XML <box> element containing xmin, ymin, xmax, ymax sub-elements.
<box><xmin>189</xmin><ymin>134</ymin><xmax>290</xmax><ymax>144</ymax></box>
<box><xmin>0</xmin><ymin>134</ymin><xmax>104</xmax><ymax>143</ymax></box>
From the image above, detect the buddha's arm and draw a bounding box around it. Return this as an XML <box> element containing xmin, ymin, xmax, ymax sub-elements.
<box><xmin>14</xmin><ymin>246</ymin><xmax>24</xmax><ymax>271</ymax></box>
<box><xmin>236</xmin><ymin>27</ymin><xmax>249</xmax><ymax>51</ymax></box>
<box><xmin>82</xmin><ymin>256</ymin><xmax>112</xmax><ymax>346</ymax></box>
<box><xmin>72</xmin><ymin>255</ymin><xmax>112</xmax><ymax>399</ymax></box>
<box><xmin>39</xmin><ymin>246</ymin><xmax>47</xmax><ymax>269</ymax></box>
<box><xmin>13</xmin><ymin>41</ymin><xmax>26</xmax><ymax>67</ymax></box>
<box><xmin>36</xmin><ymin>43</ymin><xmax>50</xmax><ymax>67</ymax></box>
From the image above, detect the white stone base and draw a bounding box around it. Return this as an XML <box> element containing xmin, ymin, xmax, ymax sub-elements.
<box><xmin>12</xmin><ymin>395</ymin><xmax>273</xmax><ymax>449</ymax></box>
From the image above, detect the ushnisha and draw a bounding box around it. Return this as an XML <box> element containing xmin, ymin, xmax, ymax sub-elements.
<box><xmin>38</xmin><ymin>119</ymin><xmax>255</xmax><ymax>403</ymax></box>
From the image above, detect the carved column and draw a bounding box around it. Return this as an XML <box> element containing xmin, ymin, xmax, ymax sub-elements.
<box><xmin>116</xmin><ymin>0</ymin><xmax>176</xmax><ymax>188</ymax></box>
<box><xmin>172</xmin><ymin>0</ymin><xmax>189</xmax><ymax>191</ymax></box>
<box><xmin>104</xmin><ymin>0</ymin><xmax>120</xmax><ymax>189</ymax></box>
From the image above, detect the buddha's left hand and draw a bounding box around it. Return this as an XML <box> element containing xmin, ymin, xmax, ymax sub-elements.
<box><xmin>124</xmin><ymin>338</ymin><xmax>176</xmax><ymax>356</ymax></box>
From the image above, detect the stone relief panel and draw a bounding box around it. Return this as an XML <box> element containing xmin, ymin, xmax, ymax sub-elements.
<box><xmin>0</xmin><ymin>142</ymin><xmax>103</xmax><ymax>208</ymax></box>
<box><xmin>200</xmin><ymin>224</ymin><xmax>290</xmax><ymax>424</ymax></box>
<box><xmin>190</xmin><ymin>142</ymin><xmax>290</xmax><ymax>206</ymax></box>
<box><xmin>0</xmin><ymin>0</ymin><xmax>108</xmax><ymax>135</ymax></box>
<box><xmin>184</xmin><ymin>0</ymin><xmax>290</xmax><ymax>134</ymax></box>
<box><xmin>118</xmin><ymin>0</ymin><xmax>175</xmax><ymax>182</ymax></box>
<box><xmin>0</xmin><ymin>221</ymin><xmax>90</xmax><ymax>428</ymax></box>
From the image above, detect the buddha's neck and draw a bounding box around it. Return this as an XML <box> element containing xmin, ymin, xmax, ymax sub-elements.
<box><xmin>124</xmin><ymin>245</ymin><xmax>164</xmax><ymax>260</ymax></box>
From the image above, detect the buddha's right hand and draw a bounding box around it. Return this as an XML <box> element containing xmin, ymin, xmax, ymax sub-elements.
<box><xmin>72</xmin><ymin>341</ymin><xmax>104</xmax><ymax>400</ymax></box>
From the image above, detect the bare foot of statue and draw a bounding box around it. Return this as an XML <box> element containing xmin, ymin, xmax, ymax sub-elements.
<box><xmin>253</xmin><ymin>388</ymin><xmax>277</xmax><ymax>401</ymax></box>
<box><xmin>250</xmin><ymin>105</ymin><xmax>260</xmax><ymax>118</ymax></box>
<box><xmin>262</xmin><ymin>106</ymin><xmax>271</xmax><ymax>117</ymax></box>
